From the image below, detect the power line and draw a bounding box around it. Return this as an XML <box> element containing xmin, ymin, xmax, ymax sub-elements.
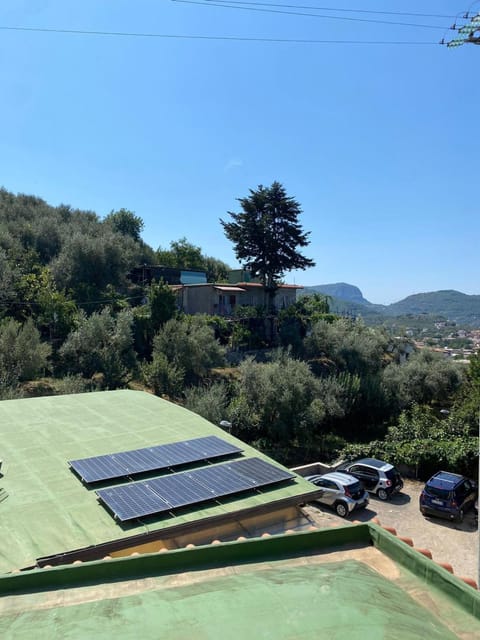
<box><xmin>199</xmin><ymin>0</ymin><xmax>456</xmax><ymax>20</ymax></box>
<box><xmin>0</xmin><ymin>294</ymin><xmax>145</xmax><ymax>308</ymax></box>
<box><xmin>173</xmin><ymin>0</ymin><xmax>449</xmax><ymax>30</ymax></box>
<box><xmin>443</xmin><ymin>11</ymin><xmax>480</xmax><ymax>47</ymax></box>
<box><xmin>0</xmin><ymin>25</ymin><xmax>437</xmax><ymax>45</ymax></box>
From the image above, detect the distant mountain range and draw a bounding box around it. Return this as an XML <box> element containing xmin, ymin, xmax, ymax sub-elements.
<box><xmin>303</xmin><ymin>283</ymin><xmax>480</xmax><ymax>327</ymax></box>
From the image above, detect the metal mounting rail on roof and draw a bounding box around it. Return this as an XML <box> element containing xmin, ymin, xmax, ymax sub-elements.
<box><xmin>68</xmin><ymin>436</ymin><xmax>243</xmax><ymax>484</ymax></box>
<box><xmin>96</xmin><ymin>457</ymin><xmax>295</xmax><ymax>522</ymax></box>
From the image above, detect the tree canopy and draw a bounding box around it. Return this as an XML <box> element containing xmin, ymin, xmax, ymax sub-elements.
<box><xmin>104</xmin><ymin>208</ymin><xmax>144</xmax><ymax>242</ymax></box>
<box><xmin>220</xmin><ymin>182</ymin><xmax>315</xmax><ymax>310</ymax></box>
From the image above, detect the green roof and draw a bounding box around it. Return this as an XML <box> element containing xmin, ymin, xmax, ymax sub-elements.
<box><xmin>0</xmin><ymin>390</ymin><xmax>317</xmax><ymax>574</ymax></box>
<box><xmin>1</xmin><ymin>525</ymin><xmax>479</xmax><ymax>639</ymax></box>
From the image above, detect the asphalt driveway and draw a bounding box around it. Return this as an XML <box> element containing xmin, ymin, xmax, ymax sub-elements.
<box><xmin>304</xmin><ymin>479</ymin><xmax>479</xmax><ymax>582</ymax></box>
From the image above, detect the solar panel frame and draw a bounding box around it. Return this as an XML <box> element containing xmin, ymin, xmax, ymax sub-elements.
<box><xmin>69</xmin><ymin>435</ymin><xmax>243</xmax><ymax>483</ymax></box>
<box><xmin>96</xmin><ymin>457</ymin><xmax>295</xmax><ymax>522</ymax></box>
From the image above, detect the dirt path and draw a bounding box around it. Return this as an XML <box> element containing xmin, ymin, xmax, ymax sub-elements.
<box><xmin>304</xmin><ymin>479</ymin><xmax>479</xmax><ymax>582</ymax></box>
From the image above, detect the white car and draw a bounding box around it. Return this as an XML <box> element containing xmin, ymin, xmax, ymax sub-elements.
<box><xmin>337</xmin><ymin>458</ymin><xmax>404</xmax><ymax>501</ymax></box>
<box><xmin>306</xmin><ymin>471</ymin><xmax>369</xmax><ymax>518</ymax></box>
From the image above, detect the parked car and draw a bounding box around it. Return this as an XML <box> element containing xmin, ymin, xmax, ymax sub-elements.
<box><xmin>305</xmin><ymin>471</ymin><xmax>369</xmax><ymax>518</ymax></box>
<box><xmin>337</xmin><ymin>458</ymin><xmax>404</xmax><ymax>501</ymax></box>
<box><xmin>419</xmin><ymin>471</ymin><xmax>477</xmax><ymax>523</ymax></box>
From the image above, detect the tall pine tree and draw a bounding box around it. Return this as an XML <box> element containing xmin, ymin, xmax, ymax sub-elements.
<box><xmin>221</xmin><ymin>182</ymin><xmax>315</xmax><ymax>312</ymax></box>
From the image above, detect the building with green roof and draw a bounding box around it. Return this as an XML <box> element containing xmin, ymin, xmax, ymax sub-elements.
<box><xmin>1</xmin><ymin>390</ymin><xmax>480</xmax><ymax>639</ymax></box>
<box><xmin>1</xmin><ymin>524</ymin><xmax>480</xmax><ymax>639</ymax></box>
<box><xmin>0</xmin><ymin>390</ymin><xmax>318</xmax><ymax>573</ymax></box>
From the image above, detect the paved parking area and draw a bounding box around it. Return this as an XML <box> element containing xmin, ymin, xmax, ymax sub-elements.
<box><xmin>304</xmin><ymin>479</ymin><xmax>479</xmax><ymax>582</ymax></box>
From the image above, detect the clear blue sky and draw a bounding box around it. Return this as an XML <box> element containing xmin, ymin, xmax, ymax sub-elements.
<box><xmin>1</xmin><ymin>1</ymin><xmax>478</xmax><ymax>304</ymax></box>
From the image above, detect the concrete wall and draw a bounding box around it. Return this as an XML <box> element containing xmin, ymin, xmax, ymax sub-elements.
<box><xmin>110</xmin><ymin>506</ymin><xmax>311</xmax><ymax>559</ymax></box>
<box><xmin>183</xmin><ymin>285</ymin><xmax>215</xmax><ymax>314</ymax></box>
<box><xmin>291</xmin><ymin>461</ymin><xmax>342</xmax><ymax>477</ymax></box>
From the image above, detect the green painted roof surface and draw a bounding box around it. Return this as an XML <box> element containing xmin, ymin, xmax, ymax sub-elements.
<box><xmin>0</xmin><ymin>558</ymin><xmax>469</xmax><ymax>639</ymax></box>
<box><xmin>0</xmin><ymin>390</ymin><xmax>316</xmax><ymax>573</ymax></box>
<box><xmin>1</xmin><ymin>525</ymin><xmax>479</xmax><ymax>638</ymax></box>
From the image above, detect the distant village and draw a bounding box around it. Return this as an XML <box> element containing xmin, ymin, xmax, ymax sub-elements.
<box><xmin>410</xmin><ymin>322</ymin><xmax>480</xmax><ymax>362</ymax></box>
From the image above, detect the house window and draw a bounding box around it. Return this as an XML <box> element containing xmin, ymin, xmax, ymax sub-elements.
<box><xmin>217</xmin><ymin>294</ymin><xmax>237</xmax><ymax>316</ymax></box>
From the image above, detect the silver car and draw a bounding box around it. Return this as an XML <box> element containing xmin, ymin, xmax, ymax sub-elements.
<box><xmin>305</xmin><ymin>472</ymin><xmax>369</xmax><ymax>518</ymax></box>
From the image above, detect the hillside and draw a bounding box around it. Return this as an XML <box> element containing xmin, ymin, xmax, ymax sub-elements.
<box><xmin>386</xmin><ymin>290</ymin><xmax>480</xmax><ymax>326</ymax></box>
<box><xmin>302</xmin><ymin>284</ymin><xmax>480</xmax><ymax>327</ymax></box>
<box><xmin>304</xmin><ymin>283</ymin><xmax>372</xmax><ymax>306</ymax></box>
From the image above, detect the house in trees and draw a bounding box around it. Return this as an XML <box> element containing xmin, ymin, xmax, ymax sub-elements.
<box><xmin>130</xmin><ymin>266</ymin><xmax>302</xmax><ymax>316</ymax></box>
<box><xmin>175</xmin><ymin>281</ymin><xmax>302</xmax><ymax>316</ymax></box>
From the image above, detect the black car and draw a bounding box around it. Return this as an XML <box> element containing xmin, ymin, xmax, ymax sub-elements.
<box><xmin>420</xmin><ymin>471</ymin><xmax>477</xmax><ymax>522</ymax></box>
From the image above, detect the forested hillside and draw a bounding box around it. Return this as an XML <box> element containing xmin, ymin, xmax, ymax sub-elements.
<box><xmin>304</xmin><ymin>283</ymin><xmax>480</xmax><ymax>327</ymax></box>
<box><xmin>1</xmin><ymin>188</ymin><xmax>479</xmax><ymax>478</ymax></box>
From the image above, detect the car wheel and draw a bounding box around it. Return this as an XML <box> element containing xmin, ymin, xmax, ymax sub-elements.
<box><xmin>335</xmin><ymin>502</ymin><xmax>348</xmax><ymax>518</ymax></box>
<box><xmin>377</xmin><ymin>488</ymin><xmax>389</xmax><ymax>501</ymax></box>
<box><xmin>457</xmin><ymin>509</ymin><xmax>464</xmax><ymax>523</ymax></box>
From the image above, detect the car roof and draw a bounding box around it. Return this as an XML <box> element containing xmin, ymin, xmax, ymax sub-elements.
<box><xmin>428</xmin><ymin>471</ymin><xmax>466</xmax><ymax>489</ymax></box>
<box><xmin>307</xmin><ymin>471</ymin><xmax>360</xmax><ymax>486</ymax></box>
<box><xmin>350</xmin><ymin>458</ymin><xmax>392</xmax><ymax>471</ymax></box>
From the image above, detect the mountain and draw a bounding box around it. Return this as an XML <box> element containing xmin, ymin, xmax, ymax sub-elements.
<box><xmin>302</xmin><ymin>285</ymin><xmax>480</xmax><ymax>327</ymax></box>
<box><xmin>303</xmin><ymin>283</ymin><xmax>373</xmax><ymax>306</ymax></box>
<box><xmin>386</xmin><ymin>290</ymin><xmax>480</xmax><ymax>326</ymax></box>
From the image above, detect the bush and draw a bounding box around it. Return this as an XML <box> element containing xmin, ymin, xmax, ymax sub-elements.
<box><xmin>59</xmin><ymin>308</ymin><xmax>136</xmax><ymax>388</ymax></box>
<box><xmin>340</xmin><ymin>405</ymin><xmax>478</xmax><ymax>479</ymax></box>
<box><xmin>183</xmin><ymin>382</ymin><xmax>229</xmax><ymax>426</ymax></box>
<box><xmin>152</xmin><ymin>315</ymin><xmax>225</xmax><ymax>384</ymax></box>
<box><xmin>0</xmin><ymin>317</ymin><xmax>51</xmax><ymax>384</ymax></box>
<box><xmin>142</xmin><ymin>352</ymin><xmax>185</xmax><ymax>398</ymax></box>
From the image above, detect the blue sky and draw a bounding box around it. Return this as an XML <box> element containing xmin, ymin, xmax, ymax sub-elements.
<box><xmin>1</xmin><ymin>1</ymin><xmax>478</xmax><ymax>304</ymax></box>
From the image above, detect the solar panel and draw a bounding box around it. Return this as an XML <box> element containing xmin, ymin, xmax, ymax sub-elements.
<box><xmin>227</xmin><ymin>457</ymin><xmax>294</xmax><ymax>486</ymax></box>
<box><xmin>96</xmin><ymin>483</ymin><xmax>171</xmax><ymax>521</ymax></box>
<box><xmin>96</xmin><ymin>457</ymin><xmax>295</xmax><ymax>521</ymax></box>
<box><xmin>69</xmin><ymin>435</ymin><xmax>242</xmax><ymax>483</ymax></box>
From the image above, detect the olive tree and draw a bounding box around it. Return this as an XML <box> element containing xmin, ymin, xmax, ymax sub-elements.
<box><xmin>151</xmin><ymin>315</ymin><xmax>225</xmax><ymax>385</ymax></box>
<box><xmin>59</xmin><ymin>308</ymin><xmax>136</xmax><ymax>388</ymax></box>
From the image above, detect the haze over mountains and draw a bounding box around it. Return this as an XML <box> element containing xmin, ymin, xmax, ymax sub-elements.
<box><xmin>303</xmin><ymin>283</ymin><xmax>480</xmax><ymax>327</ymax></box>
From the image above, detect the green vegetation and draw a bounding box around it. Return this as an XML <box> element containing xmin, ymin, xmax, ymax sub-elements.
<box><xmin>0</xmin><ymin>187</ymin><xmax>478</xmax><ymax>477</ymax></box>
<box><xmin>221</xmin><ymin>182</ymin><xmax>315</xmax><ymax>311</ymax></box>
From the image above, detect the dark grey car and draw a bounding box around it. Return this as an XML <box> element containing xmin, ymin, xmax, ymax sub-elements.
<box><xmin>305</xmin><ymin>471</ymin><xmax>369</xmax><ymax>518</ymax></box>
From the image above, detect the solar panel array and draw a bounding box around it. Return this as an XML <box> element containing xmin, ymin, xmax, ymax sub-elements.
<box><xmin>96</xmin><ymin>457</ymin><xmax>295</xmax><ymax>521</ymax></box>
<box><xmin>69</xmin><ymin>436</ymin><xmax>243</xmax><ymax>483</ymax></box>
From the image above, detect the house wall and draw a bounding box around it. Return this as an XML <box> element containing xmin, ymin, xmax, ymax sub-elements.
<box><xmin>239</xmin><ymin>287</ymin><xmax>297</xmax><ymax>310</ymax></box>
<box><xmin>182</xmin><ymin>286</ymin><xmax>215</xmax><ymax>314</ymax></box>
<box><xmin>176</xmin><ymin>285</ymin><xmax>300</xmax><ymax>316</ymax></box>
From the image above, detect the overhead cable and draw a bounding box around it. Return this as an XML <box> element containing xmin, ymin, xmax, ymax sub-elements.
<box><xmin>199</xmin><ymin>0</ymin><xmax>455</xmax><ymax>20</ymax></box>
<box><xmin>0</xmin><ymin>25</ymin><xmax>437</xmax><ymax>44</ymax></box>
<box><xmin>173</xmin><ymin>0</ymin><xmax>449</xmax><ymax>30</ymax></box>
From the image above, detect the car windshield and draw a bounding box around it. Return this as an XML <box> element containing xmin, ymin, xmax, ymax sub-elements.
<box><xmin>426</xmin><ymin>486</ymin><xmax>450</xmax><ymax>500</ymax></box>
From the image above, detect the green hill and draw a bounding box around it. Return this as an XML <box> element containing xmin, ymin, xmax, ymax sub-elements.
<box><xmin>386</xmin><ymin>290</ymin><xmax>480</xmax><ymax>326</ymax></box>
<box><xmin>302</xmin><ymin>285</ymin><xmax>480</xmax><ymax>327</ymax></box>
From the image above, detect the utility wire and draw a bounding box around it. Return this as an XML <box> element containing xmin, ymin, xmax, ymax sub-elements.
<box><xmin>0</xmin><ymin>25</ymin><xmax>437</xmax><ymax>44</ymax></box>
<box><xmin>199</xmin><ymin>0</ymin><xmax>456</xmax><ymax>20</ymax></box>
<box><xmin>173</xmin><ymin>0</ymin><xmax>449</xmax><ymax>30</ymax></box>
<box><xmin>0</xmin><ymin>294</ymin><xmax>145</xmax><ymax>308</ymax></box>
